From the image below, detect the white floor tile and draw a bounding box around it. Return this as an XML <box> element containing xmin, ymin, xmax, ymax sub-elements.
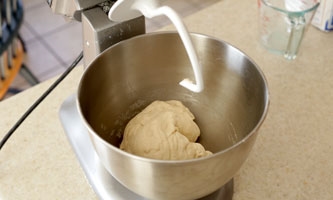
<box><xmin>23</xmin><ymin>40</ymin><xmax>62</xmax><ymax>77</ymax></box>
<box><xmin>23</xmin><ymin>2</ymin><xmax>68</xmax><ymax>37</ymax></box>
<box><xmin>19</xmin><ymin>23</ymin><xmax>37</xmax><ymax>43</ymax></box>
<box><xmin>21</xmin><ymin>0</ymin><xmax>45</xmax><ymax>10</ymax></box>
<box><xmin>42</xmin><ymin>21</ymin><xmax>83</xmax><ymax>65</ymax></box>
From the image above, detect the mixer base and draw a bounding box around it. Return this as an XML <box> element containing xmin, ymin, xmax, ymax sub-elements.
<box><xmin>59</xmin><ymin>94</ymin><xmax>234</xmax><ymax>200</ymax></box>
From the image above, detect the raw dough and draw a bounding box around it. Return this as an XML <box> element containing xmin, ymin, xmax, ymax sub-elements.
<box><xmin>120</xmin><ymin>100</ymin><xmax>212</xmax><ymax>160</ymax></box>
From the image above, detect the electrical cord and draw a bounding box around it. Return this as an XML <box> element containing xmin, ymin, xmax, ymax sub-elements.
<box><xmin>0</xmin><ymin>51</ymin><xmax>83</xmax><ymax>150</ymax></box>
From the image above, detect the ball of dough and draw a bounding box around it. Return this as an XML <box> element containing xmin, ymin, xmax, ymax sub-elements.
<box><xmin>120</xmin><ymin>100</ymin><xmax>212</xmax><ymax>160</ymax></box>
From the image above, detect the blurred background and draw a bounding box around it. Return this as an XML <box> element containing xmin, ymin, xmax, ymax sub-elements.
<box><xmin>2</xmin><ymin>0</ymin><xmax>219</xmax><ymax>99</ymax></box>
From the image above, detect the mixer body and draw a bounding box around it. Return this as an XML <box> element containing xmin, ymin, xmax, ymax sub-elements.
<box><xmin>47</xmin><ymin>0</ymin><xmax>146</xmax><ymax>66</ymax></box>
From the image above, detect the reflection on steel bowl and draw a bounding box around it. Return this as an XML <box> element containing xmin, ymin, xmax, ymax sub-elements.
<box><xmin>77</xmin><ymin>32</ymin><xmax>269</xmax><ymax>200</ymax></box>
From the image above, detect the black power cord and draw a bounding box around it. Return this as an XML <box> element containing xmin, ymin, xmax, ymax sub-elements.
<box><xmin>0</xmin><ymin>51</ymin><xmax>83</xmax><ymax>150</ymax></box>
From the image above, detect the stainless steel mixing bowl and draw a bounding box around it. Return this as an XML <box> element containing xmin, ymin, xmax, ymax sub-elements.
<box><xmin>77</xmin><ymin>32</ymin><xmax>269</xmax><ymax>200</ymax></box>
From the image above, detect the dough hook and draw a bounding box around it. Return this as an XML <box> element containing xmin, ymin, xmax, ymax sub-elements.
<box><xmin>108</xmin><ymin>0</ymin><xmax>204</xmax><ymax>93</ymax></box>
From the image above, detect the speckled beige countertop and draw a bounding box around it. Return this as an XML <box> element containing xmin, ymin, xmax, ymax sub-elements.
<box><xmin>1</xmin><ymin>0</ymin><xmax>333</xmax><ymax>199</ymax></box>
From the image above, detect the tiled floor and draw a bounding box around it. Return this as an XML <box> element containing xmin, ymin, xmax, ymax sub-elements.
<box><xmin>4</xmin><ymin>0</ymin><xmax>219</xmax><ymax>99</ymax></box>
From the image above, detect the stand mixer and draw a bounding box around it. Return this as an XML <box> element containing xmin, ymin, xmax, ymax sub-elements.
<box><xmin>47</xmin><ymin>0</ymin><xmax>145</xmax><ymax>67</ymax></box>
<box><xmin>48</xmin><ymin>1</ymin><xmax>244</xmax><ymax>199</ymax></box>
